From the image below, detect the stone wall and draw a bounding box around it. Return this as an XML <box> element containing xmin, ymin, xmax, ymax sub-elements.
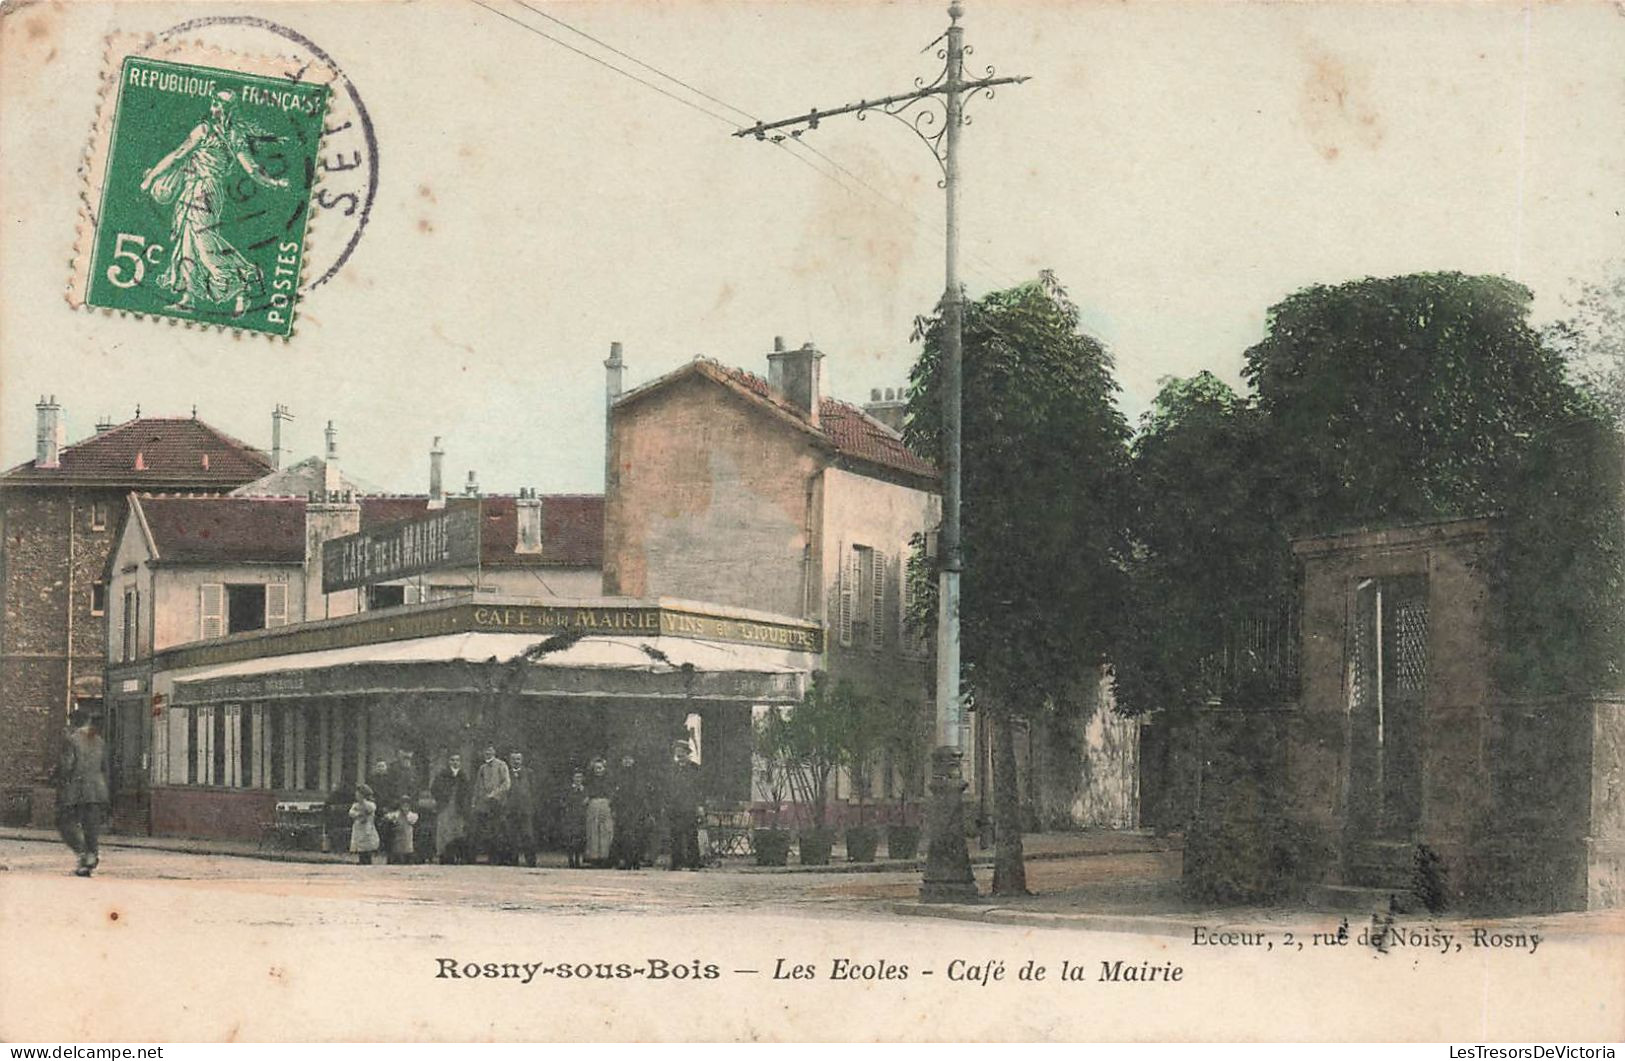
<box><xmin>0</xmin><ymin>486</ymin><xmax>122</xmax><ymax>808</ymax></box>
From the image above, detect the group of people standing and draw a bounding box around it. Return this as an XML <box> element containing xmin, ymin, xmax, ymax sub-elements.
<box><xmin>570</xmin><ymin>743</ymin><xmax>703</xmax><ymax>871</ymax></box>
<box><xmin>344</xmin><ymin>739</ymin><xmax>704</xmax><ymax>872</ymax></box>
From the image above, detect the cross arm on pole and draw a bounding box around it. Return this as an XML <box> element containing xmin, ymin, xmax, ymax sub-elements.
<box><xmin>732</xmin><ymin>75</ymin><xmax>1029</xmax><ymax>142</ymax></box>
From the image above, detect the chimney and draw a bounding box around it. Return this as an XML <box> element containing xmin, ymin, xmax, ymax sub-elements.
<box><xmin>516</xmin><ymin>487</ymin><xmax>543</xmax><ymax>554</ymax></box>
<box><xmin>271</xmin><ymin>404</ymin><xmax>294</xmax><ymax>470</ymax></box>
<box><xmin>464</xmin><ymin>470</ymin><xmax>480</xmax><ymax>497</ymax></box>
<box><xmin>428</xmin><ymin>436</ymin><xmax>446</xmax><ymax>510</ymax></box>
<box><xmin>322</xmin><ymin>420</ymin><xmax>341</xmax><ymax>492</ymax></box>
<box><xmin>766</xmin><ymin>338</ymin><xmax>823</xmax><ymax>426</ymax></box>
<box><xmin>303</xmin><ymin>487</ymin><xmax>362</xmax><ymax>622</ymax></box>
<box><xmin>604</xmin><ymin>341</ymin><xmax>624</xmax><ymax>493</ymax></box>
<box><xmin>863</xmin><ymin>383</ymin><xmax>908</xmax><ymax>433</ymax></box>
<box><xmin>35</xmin><ymin>395</ymin><xmax>64</xmax><ymax>469</ymax></box>
<box><xmin>94</xmin><ymin>416</ymin><xmax>114</xmax><ymax>434</ymax></box>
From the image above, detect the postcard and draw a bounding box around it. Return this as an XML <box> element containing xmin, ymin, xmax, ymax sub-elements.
<box><xmin>1</xmin><ymin>0</ymin><xmax>1622</xmax><ymax>1044</ymax></box>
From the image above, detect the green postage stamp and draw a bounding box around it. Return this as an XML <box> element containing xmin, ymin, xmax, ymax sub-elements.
<box><xmin>69</xmin><ymin>38</ymin><xmax>333</xmax><ymax>337</ymax></box>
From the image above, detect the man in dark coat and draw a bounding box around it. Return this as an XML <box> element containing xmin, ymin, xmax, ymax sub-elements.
<box><xmin>611</xmin><ymin>753</ymin><xmax>652</xmax><ymax>870</ymax></box>
<box><xmin>429</xmin><ymin>753</ymin><xmax>472</xmax><ymax>864</ymax></box>
<box><xmin>367</xmin><ymin>758</ymin><xmax>398</xmax><ymax>854</ymax></box>
<box><xmin>666</xmin><ymin>741</ymin><xmax>704</xmax><ymax>871</ymax></box>
<box><xmin>504</xmin><ymin>751</ymin><xmax>540</xmax><ymax>867</ymax></box>
<box><xmin>57</xmin><ymin>707</ymin><xmax>110</xmax><ymax>877</ymax></box>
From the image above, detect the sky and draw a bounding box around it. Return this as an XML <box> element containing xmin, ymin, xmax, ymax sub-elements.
<box><xmin>3</xmin><ymin>0</ymin><xmax>1623</xmax><ymax>495</ymax></box>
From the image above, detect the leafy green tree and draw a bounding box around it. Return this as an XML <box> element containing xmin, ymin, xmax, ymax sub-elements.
<box><xmin>1242</xmin><ymin>273</ymin><xmax>1622</xmax><ymax>698</ymax></box>
<box><xmin>905</xmin><ymin>273</ymin><xmax>1133</xmax><ymax>895</ymax></box>
<box><xmin>1548</xmin><ymin>262</ymin><xmax>1625</xmax><ymax>423</ymax></box>
<box><xmin>1113</xmin><ymin>372</ymin><xmax>1289</xmax><ymax>720</ymax></box>
<box><xmin>1243</xmin><ymin>273</ymin><xmax>1576</xmax><ymax>533</ymax></box>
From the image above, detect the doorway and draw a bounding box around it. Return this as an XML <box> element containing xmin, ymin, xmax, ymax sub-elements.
<box><xmin>1347</xmin><ymin>575</ymin><xmax>1429</xmax><ymax>843</ymax></box>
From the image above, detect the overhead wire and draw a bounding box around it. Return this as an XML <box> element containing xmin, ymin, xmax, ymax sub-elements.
<box><xmin>467</xmin><ymin>0</ymin><xmax>1159</xmax><ymax>377</ymax></box>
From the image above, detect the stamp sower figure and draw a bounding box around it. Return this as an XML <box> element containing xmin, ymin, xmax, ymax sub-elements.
<box><xmin>471</xmin><ymin>743</ymin><xmax>511</xmax><ymax>864</ymax></box>
<box><xmin>430</xmin><ymin>753</ymin><xmax>471</xmax><ymax>865</ymax></box>
<box><xmin>583</xmin><ymin>756</ymin><xmax>614</xmax><ymax>867</ymax></box>
<box><xmin>349</xmin><ymin>783</ymin><xmax>380</xmax><ymax>866</ymax></box>
<box><xmin>667</xmin><ymin>741</ymin><xmax>704</xmax><ymax>871</ymax></box>
<box><xmin>57</xmin><ymin>707</ymin><xmax>109</xmax><ymax>877</ymax></box>
<box><xmin>505</xmin><ymin>751</ymin><xmax>539</xmax><ymax>867</ymax></box>
<box><xmin>138</xmin><ymin>90</ymin><xmax>288</xmax><ymax>317</ymax></box>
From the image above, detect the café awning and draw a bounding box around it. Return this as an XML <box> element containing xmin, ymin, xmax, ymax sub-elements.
<box><xmin>166</xmin><ymin>631</ymin><xmax>810</xmax><ymax>706</ymax></box>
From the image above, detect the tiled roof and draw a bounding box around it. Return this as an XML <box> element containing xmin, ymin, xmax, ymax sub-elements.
<box><xmin>818</xmin><ymin>398</ymin><xmax>937</xmax><ymax>480</ymax></box>
<box><xmin>712</xmin><ymin>362</ymin><xmax>938</xmax><ymax>482</ymax></box>
<box><xmin>132</xmin><ymin>493</ymin><xmax>604</xmax><ymax>567</ymax></box>
<box><xmin>2</xmin><ymin>417</ymin><xmax>272</xmax><ymax>486</ymax></box>
<box><xmin>625</xmin><ymin>360</ymin><xmax>937</xmax><ymax>483</ymax></box>
<box><xmin>230</xmin><ymin>456</ymin><xmax>379</xmax><ymax>497</ymax></box>
<box><xmin>138</xmin><ymin>496</ymin><xmax>307</xmax><ymax>563</ymax></box>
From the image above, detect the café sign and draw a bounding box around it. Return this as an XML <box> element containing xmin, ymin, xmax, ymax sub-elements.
<box><xmin>322</xmin><ymin>508</ymin><xmax>480</xmax><ymax>593</ymax></box>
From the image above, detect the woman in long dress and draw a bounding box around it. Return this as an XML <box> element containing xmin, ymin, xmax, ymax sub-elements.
<box><xmin>583</xmin><ymin>756</ymin><xmax>615</xmax><ymax>867</ymax></box>
<box><xmin>137</xmin><ymin>90</ymin><xmax>288</xmax><ymax>317</ymax></box>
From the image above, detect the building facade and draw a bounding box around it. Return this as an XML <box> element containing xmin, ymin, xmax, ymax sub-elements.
<box><xmin>103</xmin><ymin>483</ymin><xmax>604</xmax><ymax>832</ymax></box>
<box><xmin>604</xmin><ymin>342</ymin><xmax>948</xmax><ymax>820</ymax></box>
<box><xmin>0</xmin><ymin>401</ymin><xmax>271</xmax><ymax>824</ymax></box>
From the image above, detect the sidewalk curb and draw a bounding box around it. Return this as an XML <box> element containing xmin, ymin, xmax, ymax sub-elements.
<box><xmin>0</xmin><ymin>826</ymin><xmax>1174</xmax><ymax>874</ymax></box>
<box><xmin>0</xmin><ymin>827</ymin><xmax>347</xmax><ymax>865</ymax></box>
<box><xmin>891</xmin><ymin>901</ymin><xmax>1199</xmax><ymax>937</ymax></box>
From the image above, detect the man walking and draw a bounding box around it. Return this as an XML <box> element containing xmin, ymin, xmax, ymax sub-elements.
<box><xmin>57</xmin><ymin>707</ymin><xmax>110</xmax><ymax>877</ymax></box>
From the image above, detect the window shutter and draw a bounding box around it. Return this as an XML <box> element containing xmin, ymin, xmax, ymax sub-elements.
<box><xmin>200</xmin><ymin>583</ymin><xmax>224</xmax><ymax>640</ymax></box>
<box><xmin>870</xmin><ymin>550</ymin><xmax>888</xmax><ymax>649</ymax></box>
<box><xmin>265</xmin><ymin>583</ymin><xmax>288</xmax><ymax>628</ymax></box>
<box><xmin>838</xmin><ymin>545</ymin><xmax>856</xmax><ymax>648</ymax></box>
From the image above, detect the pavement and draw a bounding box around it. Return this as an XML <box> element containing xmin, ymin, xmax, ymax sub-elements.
<box><xmin>0</xmin><ymin>822</ymin><xmax>1176</xmax><ymax>872</ymax></box>
<box><xmin>2</xmin><ymin>834</ymin><xmax>1620</xmax><ymax>1041</ymax></box>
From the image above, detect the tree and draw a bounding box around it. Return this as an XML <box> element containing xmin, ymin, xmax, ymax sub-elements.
<box><xmin>1548</xmin><ymin>262</ymin><xmax>1625</xmax><ymax>424</ymax></box>
<box><xmin>1242</xmin><ymin>273</ymin><xmax>1622</xmax><ymax>698</ymax></box>
<box><xmin>1113</xmin><ymin>372</ymin><xmax>1289</xmax><ymax>721</ymax></box>
<box><xmin>1126</xmin><ymin>273</ymin><xmax>1622</xmax><ymax>731</ymax></box>
<box><xmin>1243</xmin><ymin>273</ymin><xmax>1576</xmax><ymax>534</ymax></box>
<box><xmin>905</xmin><ymin>273</ymin><xmax>1133</xmax><ymax>896</ymax></box>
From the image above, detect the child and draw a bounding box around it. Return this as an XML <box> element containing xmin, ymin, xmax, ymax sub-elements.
<box><xmin>562</xmin><ymin>769</ymin><xmax>588</xmax><ymax>869</ymax></box>
<box><xmin>349</xmin><ymin>783</ymin><xmax>380</xmax><ymax>865</ymax></box>
<box><xmin>384</xmin><ymin>795</ymin><xmax>420</xmax><ymax>865</ymax></box>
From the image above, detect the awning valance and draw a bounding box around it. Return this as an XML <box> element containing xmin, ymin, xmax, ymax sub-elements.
<box><xmin>166</xmin><ymin>632</ymin><xmax>809</xmax><ymax>706</ymax></box>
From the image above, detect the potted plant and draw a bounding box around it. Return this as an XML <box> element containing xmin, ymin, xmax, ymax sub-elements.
<box><xmin>751</xmin><ymin>707</ymin><xmax>793</xmax><ymax>866</ymax></box>
<box><xmin>841</xmin><ymin>688</ymin><xmax>882</xmax><ymax>863</ymax></box>
<box><xmin>878</xmin><ymin>695</ymin><xmax>931</xmax><ymax>860</ymax></box>
<box><xmin>779</xmin><ymin>674</ymin><xmax>847</xmax><ymax>866</ymax></box>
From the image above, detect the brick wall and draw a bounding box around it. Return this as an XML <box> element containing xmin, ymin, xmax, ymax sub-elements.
<box><xmin>1</xmin><ymin>486</ymin><xmax>124</xmax><ymax>798</ymax></box>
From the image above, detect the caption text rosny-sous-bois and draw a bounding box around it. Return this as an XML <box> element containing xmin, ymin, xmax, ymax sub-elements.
<box><xmin>434</xmin><ymin>957</ymin><xmax>1185</xmax><ymax>985</ymax></box>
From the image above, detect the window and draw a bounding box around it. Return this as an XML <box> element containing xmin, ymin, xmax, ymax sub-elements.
<box><xmin>226</xmin><ymin>584</ymin><xmax>267</xmax><ymax>634</ymax></box>
<box><xmin>202</xmin><ymin>583</ymin><xmax>272</xmax><ymax>638</ymax></box>
<box><xmin>91</xmin><ymin>581</ymin><xmax>106</xmax><ymax>617</ymax></box>
<box><xmin>89</xmin><ymin>500</ymin><xmax>109</xmax><ymax>531</ymax></box>
<box><xmin>368</xmin><ymin>584</ymin><xmax>407</xmax><ymax>610</ymax></box>
<box><xmin>122</xmin><ymin>587</ymin><xmax>139</xmax><ymax>661</ymax></box>
<box><xmin>839</xmin><ymin>544</ymin><xmax>890</xmax><ymax>649</ymax></box>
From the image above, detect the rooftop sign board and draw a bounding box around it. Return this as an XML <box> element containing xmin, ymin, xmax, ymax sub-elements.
<box><xmin>321</xmin><ymin>507</ymin><xmax>480</xmax><ymax>593</ymax></box>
